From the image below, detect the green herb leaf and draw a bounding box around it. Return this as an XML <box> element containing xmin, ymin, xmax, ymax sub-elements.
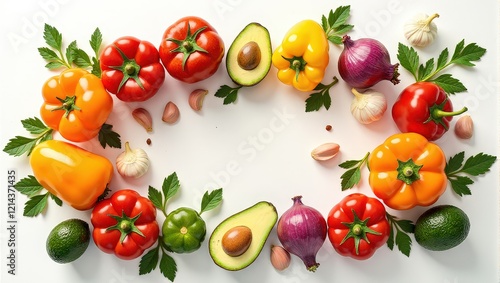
<box><xmin>200</xmin><ymin>188</ymin><xmax>223</xmax><ymax>215</ymax></box>
<box><xmin>43</xmin><ymin>24</ymin><xmax>63</xmax><ymax>50</ymax></box>
<box><xmin>65</xmin><ymin>40</ymin><xmax>78</xmax><ymax>66</ymax></box>
<box><xmin>159</xmin><ymin>251</ymin><xmax>177</xmax><ymax>282</ymax></box>
<box><xmin>22</xmin><ymin>117</ymin><xmax>49</xmax><ymax>135</ymax></box>
<box><xmin>73</xmin><ymin>48</ymin><xmax>92</xmax><ymax>68</ymax></box>
<box><xmin>436</xmin><ymin>48</ymin><xmax>449</xmax><ymax>71</ymax></box>
<box><xmin>24</xmin><ymin>193</ymin><xmax>49</xmax><ymax>217</ymax></box>
<box><xmin>50</xmin><ymin>193</ymin><xmax>63</xmax><ymax>206</ymax></box>
<box><xmin>340</xmin><ymin>168</ymin><xmax>361</xmax><ymax>191</ymax></box>
<box><xmin>416</xmin><ymin>58</ymin><xmax>434</xmax><ymax>82</ymax></box>
<box><xmin>38</xmin><ymin>47</ymin><xmax>60</xmax><ymax>62</ymax></box>
<box><xmin>445</xmin><ymin>152</ymin><xmax>497</xmax><ymax>196</ymax></box>
<box><xmin>148</xmin><ymin>186</ymin><xmax>164</xmax><ymax>211</ymax></box>
<box><xmin>305</xmin><ymin>76</ymin><xmax>338</xmax><ymax>112</ymax></box>
<box><xmin>339</xmin><ymin>152</ymin><xmax>370</xmax><ymax>190</ymax></box>
<box><xmin>396</xmin><ymin>43</ymin><xmax>419</xmax><ymax>81</ymax></box>
<box><xmin>386</xmin><ymin>213</ymin><xmax>414</xmax><ymax>257</ymax></box>
<box><xmin>139</xmin><ymin>245</ymin><xmax>159</xmax><ymax>275</ymax></box>
<box><xmin>3</xmin><ymin>136</ymin><xmax>38</xmax><ymax>157</ymax></box>
<box><xmin>90</xmin><ymin>28</ymin><xmax>102</xmax><ymax>56</ymax></box>
<box><xmin>322</xmin><ymin>5</ymin><xmax>353</xmax><ymax>45</ymax></box>
<box><xmin>450</xmin><ymin>40</ymin><xmax>487</xmax><ymax>67</ymax></box>
<box><xmin>14</xmin><ymin>175</ymin><xmax>44</xmax><ymax>197</ymax></box>
<box><xmin>214</xmin><ymin>85</ymin><xmax>242</xmax><ymax>105</ymax></box>
<box><xmin>430</xmin><ymin>74</ymin><xmax>466</xmax><ymax>94</ymax></box>
<box><xmin>460</xmin><ymin>152</ymin><xmax>497</xmax><ymax>176</ymax></box>
<box><xmin>162</xmin><ymin>172</ymin><xmax>180</xmax><ymax>203</ymax></box>
<box><xmin>448</xmin><ymin>175</ymin><xmax>473</xmax><ymax>196</ymax></box>
<box><xmin>98</xmin><ymin>123</ymin><xmax>121</xmax><ymax>149</ymax></box>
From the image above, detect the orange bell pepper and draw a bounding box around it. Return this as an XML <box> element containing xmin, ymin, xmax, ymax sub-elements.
<box><xmin>368</xmin><ymin>132</ymin><xmax>447</xmax><ymax>210</ymax></box>
<box><xmin>29</xmin><ymin>140</ymin><xmax>113</xmax><ymax>210</ymax></box>
<box><xmin>40</xmin><ymin>68</ymin><xmax>113</xmax><ymax>142</ymax></box>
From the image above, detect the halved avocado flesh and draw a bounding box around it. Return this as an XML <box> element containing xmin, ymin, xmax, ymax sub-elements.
<box><xmin>209</xmin><ymin>201</ymin><xmax>277</xmax><ymax>271</ymax></box>
<box><xmin>226</xmin><ymin>23</ymin><xmax>272</xmax><ymax>86</ymax></box>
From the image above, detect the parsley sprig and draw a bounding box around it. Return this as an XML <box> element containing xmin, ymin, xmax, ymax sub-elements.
<box><xmin>445</xmin><ymin>152</ymin><xmax>497</xmax><ymax>196</ymax></box>
<box><xmin>397</xmin><ymin>40</ymin><xmax>486</xmax><ymax>94</ymax></box>
<box><xmin>38</xmin><ymin>24</ymin><xmax>102</xmax><ymax>77</ymax></box>
<box><xmin>386</xmin><ymin>213</ymin><xmax>415</xmax><ymax>257</ymax></box>
<box><xmin>339</xmin><ymin>152</ymin><xmax>370</xmax><ymax>191</ymax></box>
<box><xmin>305</xmin><ymin>76</ymin><xmax>339</xmax><ymax>112</ymax></box>
<box><xmin>140</xmin><ymin>172</ymin><xmax>223</xmax><ymax>282</ymax></box>
<box><xmin>3</xmin><ymin>117</ymin><xmax>52</xmax><ymax>157</ymax></box>
<box><xmin>321</xmin><ymin>5</ymin><xmax>354</xmax><ymax>45</ymax></box>
<box><xmin>214</xmin><ymin>84</ymin><xmax>243</xmax><ymax>105</ymax></box>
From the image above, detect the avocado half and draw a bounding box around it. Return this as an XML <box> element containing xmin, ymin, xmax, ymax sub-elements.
<box><xmin>226</xmin><ymin>23</ymin><xmax>272</xmax><ymax>86</ymax></box>
<box><xmin>209</xmin><ymin>201</ymin><xmax>278</xmax><ymax>271</ymax></box>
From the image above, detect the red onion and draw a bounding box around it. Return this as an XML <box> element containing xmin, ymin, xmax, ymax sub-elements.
<box><xmin>338</xmin><ymin>35</ymin><xmax>400</xmax><ymax>89</ymax></box>
<box><xmin>277</xmin><ymin>196</ymin><xmax>327</xmax><ymax>272</ymax></box>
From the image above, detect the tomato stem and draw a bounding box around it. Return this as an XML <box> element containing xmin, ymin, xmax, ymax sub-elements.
<box><xmin>167</xmin><ymin>24</ymin><xmax>208</xmax><ymax>71</ymax></box>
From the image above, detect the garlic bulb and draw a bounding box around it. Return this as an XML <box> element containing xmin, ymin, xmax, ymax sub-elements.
<box><xmin>116</xmin><ymin>142</ymin><xmax>150</xmax><ymax>178</ymax></box>
<box><xmin>404</xmin><ymin>13</ymin><xmax>439</xmax><ymax>47</ymax></box>
<box><xmin>350</xmin><ymin>88</ymin><xmax>387</xmax><ymax>124</ymax></box>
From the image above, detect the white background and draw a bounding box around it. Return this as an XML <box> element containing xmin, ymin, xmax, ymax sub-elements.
<box><xmin>0</xmin><ymin>0</ymin><xmax>498</xmax><ymax>282</ymax></box>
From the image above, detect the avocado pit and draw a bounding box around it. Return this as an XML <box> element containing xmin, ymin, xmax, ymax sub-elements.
<box><xmin>221</xmin><ymin>225</ymin><xmax>252</xmax><ymax>257</ymax></box>
<box><xmin>237</xmin><ymin>41</ymin><xmax>261</xmax><ymax>70</ymax></box>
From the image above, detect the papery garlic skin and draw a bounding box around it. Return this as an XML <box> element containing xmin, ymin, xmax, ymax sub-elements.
<box><xmin>404</xmin><ymin>13</ymin><xmax>439</xmax><ymax>47</ymax></box>
<box><xmin>350</xmin><ymin>88</ymin><xmax>387</xmax><ymax>124</ymax></box>
<box><xmin>116</xmin><ymin>142</ymin><xmax>150</xmax><ymax>179</ymax></box>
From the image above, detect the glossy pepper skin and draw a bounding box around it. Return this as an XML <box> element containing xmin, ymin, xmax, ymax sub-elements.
<box><xmin>162</xmin><ymin>207</ymin><xmax>206</xmax><ymax>253</ymax></box>
<box><xmin>327</xmin><ymin>193</ymin><xmax>390</xmax><ymax>260</ymax></box>
<box><xmin>159</xmin><ymin>16</ymin><xmax>225</xmax><ymax>83</ymax></box>
<box><xmin>91</xmin><ymin>189</ymin><xmax>159</xmax><ymax>260</ymax></box>
<box><xmin>100</xmin><ymin>36</ymin><xmax>165</xmax><ymax>102</ymax></box>
<box><xmin>40</xmin><ymin>68</ymin><xmax>113</xmax><ymax>142</ymax></box>
<box><xmin>29</xmin><ymin>140</ymin><xmax>113</xmax><ymax>210</ymax></box>
<box><xmin>368</xmin><ymin>132</ymin><xmax>447</xmax><ymax>210</ymax></box>
<box><xmin>272</xmin><ymin>20</ymin><xmax>329</xmax><ymax>92</ymax></box>
<box><xmin>392</xmin><ymin>82</ymin><xmax>468</xmax><ymax>141</ymax></box>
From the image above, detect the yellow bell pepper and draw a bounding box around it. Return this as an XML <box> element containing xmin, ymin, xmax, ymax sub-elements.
<box><xmin>368</xmin><ymin>133</ymin><xmax>447</xmax><ymax>210</ymax></box>
<box><xmin>29</xmin><ymin>140</ymin><xmax>113</xmax><ymax>210</ymax></box>
<box><xmin>272</xmin><ymin>20</ymin><xmax>329</xmax><ymax>91</ymax></box>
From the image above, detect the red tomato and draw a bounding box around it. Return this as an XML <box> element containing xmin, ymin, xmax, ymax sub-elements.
<box><xmin>100</xmin><ymin>36</ymin><xmax>165</xmax><ymax>102</ymax></box>
<box><xmin>159</xmin><ymin>16</ymin><xmax>224</xmax><ymax>83</ymax></box>
<box><xmin>327</xmin><ymin>193</ymin><xmax>390</xmax><ymax>260</ymax></box>
<box><xmin>91</xmin><ymin>189</ymin><xmax>159</xmax><ymax>260</ymax></box>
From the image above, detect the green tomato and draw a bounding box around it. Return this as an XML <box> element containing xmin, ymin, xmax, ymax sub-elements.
<box><xmin>162</xmin><ymin>207</ymin><xmax>206</xmax><ymax>253</ymax></box>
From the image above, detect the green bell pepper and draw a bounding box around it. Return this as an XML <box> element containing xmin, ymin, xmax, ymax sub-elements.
<box><xmin>162</xmin><ymin>207</ymin><xmax>206</xmax><ymax>253</ymax></box>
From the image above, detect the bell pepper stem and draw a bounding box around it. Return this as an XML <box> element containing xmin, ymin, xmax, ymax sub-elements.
<box><xmin>433</xmin><ymin>106</ymin><xmax>468</xmax><ymax>118</ymax></box>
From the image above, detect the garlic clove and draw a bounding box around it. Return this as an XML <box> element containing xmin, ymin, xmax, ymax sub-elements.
<box><xmin>404</xmin><ymin>13</ymin><xmax>439</xmax><ymax>47</ymax></box>
<box><xmin>454</xmin><ymin>115</ymin><xmax>474</xmax><ymax>139</ymax></box>
<box><xmin>162</xmin><ymin>101</ymin><xmax>180</xmax><ymax>124</ymax></box>
<box><xmin>350</xmin><ymin>88</ymin><xmax>387</xmax><ymax>124</ymax></box>
<box><xmin>270</xmin><ymin>245</ymin><xmax>291</xmax><ymax>271</ymax></box>
<box><xmin>116</xmin><ymin>142</ymin><xmax>150</xmax><ymax>179</ymax></box>
<box><xmin>189</xmin><ymin>89</ymin><xmax>208</xmax><ymax>111</ymax></box>
<box><xmin>311</xmin><ymin>143</ymin><xmax>340</xmax><ymax>161</ymax></box>
<box><xmin>132</xmin><ymin>108</ymin><xmax>153</xmax><ymax>132</ymax></box>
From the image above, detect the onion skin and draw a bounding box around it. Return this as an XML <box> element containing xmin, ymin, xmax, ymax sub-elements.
<box><xmin>338</xmin><ymin>35</ymin><xmax>400</xmax><ymax>89</ymax></box>
<box><xmin>277</xmin><ymin>196</ymin><xmax>327</xmax><ymax>272</ymax></box>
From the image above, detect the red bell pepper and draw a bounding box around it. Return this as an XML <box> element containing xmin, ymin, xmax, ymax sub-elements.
<box><xmin>159</xmin><ymin>16</ymin><xmax>225</xmax><ymax>83</ymax></box>
<box><xmin>327</xmin><ymin>193</ymin><xmax>390</xmax><ymax>260</ymax></box>
<box><xmin>91</xmin><ymin>189</ymin><xmax>159</xmax><ymax>260</ymax></box>
<box><xmin>392</xmin><ymin>82</ymin><xmax>468</xmax><ymax>141</ymax></box>
<box><xmin>100</xmin><ymin>36</ymin><xmax>165</xmax><ymax>102</ymax></box>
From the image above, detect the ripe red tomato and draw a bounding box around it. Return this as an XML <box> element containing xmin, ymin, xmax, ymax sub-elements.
<box><xmin>159</xmin><ymin>16</ymin><xmax>224</xmax><ymax>83</ymax></box>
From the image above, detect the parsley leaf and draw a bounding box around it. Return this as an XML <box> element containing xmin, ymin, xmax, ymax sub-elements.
<box><xmin>139</xmin><ymin>246</ymin><xmax>160</xmax><ymax>275</ymax></box>
<box><xmin>305</xmin><ymin>76</ymin><xmax>338</xmax><ymax>112</ymax></box>
<box><xmin>139</xmin><ymin>241</ymin><xmax>177</xmax><ymax>281</ymax></box>
<box><xmin>148</xmin><ymin>186</ymin><xmax>164</xmax><ymax>211</ymax></box>
<box><xmin>215</xmin><ymin>85</ymin><xmax>243</xmax><ymax>105</ymax></box>
<box><xmin>3</xmin><ymin>117</ymin><xmax>53</xmax><ymax>157</ymax></box>
<box><xmin>147</xmin><ymin>172</ymin><xmax>180</xmax><ymax>218</ymax></box>
<box><xmin>397</xmin><ymin>40</ymin><xmax>486</xmax><ymax>94</ymax></box>
<box><xmin>321</xmin><ymin>5</ymin><xmax>354</xmax><ymax>44</ymax></box>
<box><xmin>14</xmin><ymin>175</ymin><xmax>44</xmax><ymax>197</ymax></box>
<box><xmin>445</xmin><ymin>151</ymin><xmax>497</xmax><ymax>196</ymax></box>
<box><xmin>386</xmin><ymin>213</ymin><xmax>414</xmax><ymax>257</ymax></box>
<box><xmin>98</xmin><ymin>123</ymin><xmax>121</xmax><ymax>149</ymax></box>
<box><xmin>23</xmin><ymin>193</ymin><xmax>49</xmax><ymax>217</ymax></box>
<box><xmin>159</xmin><ymin>251</ymin><xmax>177</xmax><ymax>281</ymax></box>
<box><xmin>339</xmin><ymin>152</ymin><xmax>370</xmax><ymax>190</ymax></box>
<box><xmin>200</xmin><ymin>188</ymin><xmax>223</xmax><ymax>214</ymax></box>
